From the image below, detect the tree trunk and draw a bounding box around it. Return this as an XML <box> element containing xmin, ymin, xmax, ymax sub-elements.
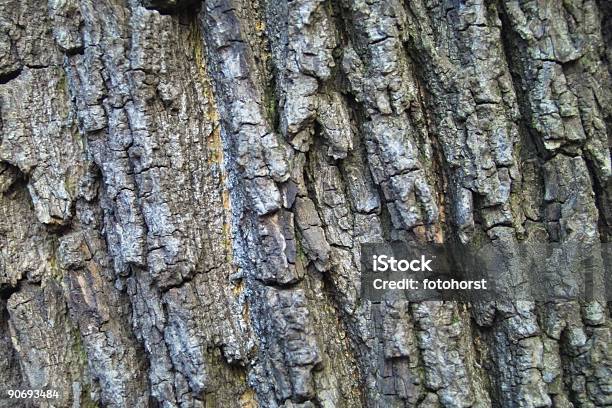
<box><xmin>0</xmin><ymin>0</ymin><xmax>610</xmax><ymax>407</ymax></box>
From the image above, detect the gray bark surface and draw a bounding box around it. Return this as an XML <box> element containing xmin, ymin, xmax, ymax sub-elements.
<box><xmin>0</xmin><ymin>0</ymin><xmax>610</xmax><ymax>407</ymax></box>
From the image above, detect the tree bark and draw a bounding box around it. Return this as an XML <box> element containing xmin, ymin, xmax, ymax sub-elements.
<box><xmin>0</xmin><ymin>0</ymin><xmax>610</xmax><ymax>407</ymax></box>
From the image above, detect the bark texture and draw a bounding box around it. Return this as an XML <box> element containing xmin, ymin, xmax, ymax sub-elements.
<box><xmin>0</xmin><ymin>0</ymin><xmax>610</xmax><ymax>407</ymax></box>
